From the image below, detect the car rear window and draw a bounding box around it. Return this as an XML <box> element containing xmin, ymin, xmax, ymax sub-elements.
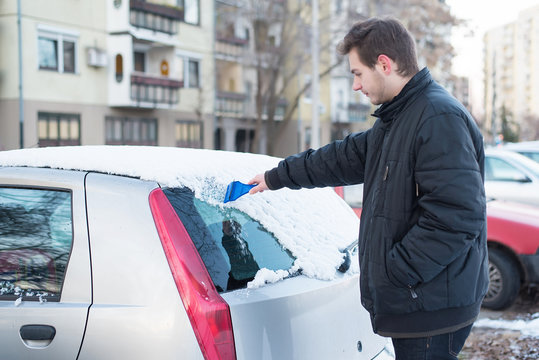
<box><xmin>163</xmin><ymin>187</ymin><xmax>295</xmax><ymax>292</ymax></box>
<box><xmin>0</xmin><ymin>187</ymin><xmax>72</xmax><ymax>302</ymax></box>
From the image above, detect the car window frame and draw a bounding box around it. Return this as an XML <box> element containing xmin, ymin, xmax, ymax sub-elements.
<box><xmin>0</xmin><ymin>185</ymin><xmax>75</xmax><ymax>302</ymax></box>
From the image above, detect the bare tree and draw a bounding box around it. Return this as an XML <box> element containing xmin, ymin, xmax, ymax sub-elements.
<box><xmin>520</xmin><ymin>113</ymin><xmax>539</xmax><ymax>141</ymax></box>
<box><xmin>218</xmin><ymin>0</ymin><xmax>461</xmax><ymax>155</ymax></box>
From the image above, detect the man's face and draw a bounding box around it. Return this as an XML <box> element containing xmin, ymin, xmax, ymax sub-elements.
<box><xmin>348</xmin><ymin>50</ymin><xmax>388</xmax><ymax>105</ymax></box>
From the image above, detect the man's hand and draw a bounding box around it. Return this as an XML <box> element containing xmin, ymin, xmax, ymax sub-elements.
<box><xmin>248</xmin><ymin>173</ymin><xmax>269</xmax><ymax>194</ymax></box>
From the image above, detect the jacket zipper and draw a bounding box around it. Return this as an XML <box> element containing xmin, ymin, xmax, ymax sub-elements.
<box><xmin>408</xmin><ymin>285</ymin><xmax>418</xmax><ymax>299</ymax></box>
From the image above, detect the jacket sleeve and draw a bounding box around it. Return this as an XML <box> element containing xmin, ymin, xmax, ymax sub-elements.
<box><xmin>387</xmin><ymin>113</ymin><xmax>486</xmax><ymax>288</ymax></box>
<box><xmin>265</xmin><ymin>130</ymin><xmax>370</xmax><ymax>190</ymax></box>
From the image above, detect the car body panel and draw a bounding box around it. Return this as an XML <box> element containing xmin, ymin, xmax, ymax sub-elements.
<box><xmin>78</xmin><ymin>172</ymin><xmax>204</xmax><ymax>360</ymax></box>
<box><xmin>222</xmin><ymin>274</ymin><xmax>385</xmax><ymax>360</ymax></box>
<box><xmin>486</xmin><ymin>200</ymin><xmax>539</xmax><ymax>285</ymax></box>
<box><xmin>487</xmin><ymin>200</ymin><xmax>539</xmax><ymax>255</ymax></box>
<box><xmin>0</xmin><ymin>167</ymin><xmax>91</xmax><ymax>359</ymax></box>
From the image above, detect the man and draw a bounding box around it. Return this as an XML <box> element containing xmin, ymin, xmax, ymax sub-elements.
<box><xmin>248</xmin><ymin>17</ymin><xmax>488</xmax><ymax>360</ymax></box>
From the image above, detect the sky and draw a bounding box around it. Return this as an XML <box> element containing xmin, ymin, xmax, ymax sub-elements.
<box><xmin>446</xmin><ymin>0</ymin><xmax>539</xmax><ymax>110</ymax></box>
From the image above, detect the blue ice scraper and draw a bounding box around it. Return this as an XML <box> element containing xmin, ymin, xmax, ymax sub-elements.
<box><xmin>223</xmin><ymin>181</ymin><xmax>256</xmax><ymax>203</ymax></box>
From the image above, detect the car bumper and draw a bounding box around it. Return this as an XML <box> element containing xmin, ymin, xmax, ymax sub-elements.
<box><xmin>520</xmin><ymin>252</ymin><xmax>539</xmax><ymax>284</ymax></box>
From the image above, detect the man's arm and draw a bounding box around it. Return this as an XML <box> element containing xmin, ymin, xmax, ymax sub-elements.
<box><xmin>249</xmin><ymin>130</ymin><xmax>370</xmax><ymax>194</ymax></box>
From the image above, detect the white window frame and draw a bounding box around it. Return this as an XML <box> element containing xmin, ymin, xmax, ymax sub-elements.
<box><xmin>133</xmin><ymin>43</ymin><xmax>150</xmax><ymax>74</ymax></box>
<box><xmin>177</xmin><ymin>0</ymin><xmax>200</xmax><ymax>25</ymax></box>
<box><xmin>176</xmin><ymin>50</ymin><xmax>202</xmax><ymax>89</ymax></box>
<box><xmin>37</xmin><ymin>24</ymin><xmax>79</xmax><ymax>74</ymax></box>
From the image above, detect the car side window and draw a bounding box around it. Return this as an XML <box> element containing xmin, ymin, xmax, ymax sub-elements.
<box><xmin>0</xmin><ymin>187</ymin><xmax>72</xmax><ymax>302</ymax></box>
<box><xmin>163</xmin><ymin>187</ymin><xmax>295</xmax><ymax>292</ymax></box>
<box><xmin>486</xmin><ymin>157</ymin><xmax>528</xmax><ymax>182</ymax></box>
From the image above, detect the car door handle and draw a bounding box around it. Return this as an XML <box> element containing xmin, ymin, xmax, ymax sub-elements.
<box><xmin>20</xmin><ymin>325</ymin><xmax>56</xmax><ymax>348</ymax></box>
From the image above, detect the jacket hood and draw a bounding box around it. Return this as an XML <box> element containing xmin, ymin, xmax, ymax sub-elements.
<box><xmin>373</xmin><ymin>67</ymin><xmax>432</xmax><ymax>123</ymax></box>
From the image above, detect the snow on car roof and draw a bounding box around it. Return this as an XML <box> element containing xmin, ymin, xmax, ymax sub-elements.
<box><xmin>0</xmin><ymin>145</ymin><xmax>360</xmax><ymax>283</ymax></box>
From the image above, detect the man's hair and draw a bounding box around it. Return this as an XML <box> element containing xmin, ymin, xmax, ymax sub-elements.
<box><xmin>337</xmin><ymin>17</ymin><xmax>419</xmax><ymax>77</ymax></box>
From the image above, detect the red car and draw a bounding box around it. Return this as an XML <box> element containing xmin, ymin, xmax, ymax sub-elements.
<box><xmin>336</xmin><ymin>186</ymin><xmax>539</xmax><ymax>310</ymax></box>
<box><xmin>484</xmin><ymin>200</ymin><xmax>539</xmax><ymax>309</ymax></box>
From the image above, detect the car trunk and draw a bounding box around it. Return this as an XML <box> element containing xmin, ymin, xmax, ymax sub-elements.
<box><xmin>158</xmin><ymin>185</ymin><xmax>386</xmax><ymax>359</ymax></box>
<box><xmin>222</xmin><ymin>275</ymin><xmax>386</xmax><ymax>360</ymax></box>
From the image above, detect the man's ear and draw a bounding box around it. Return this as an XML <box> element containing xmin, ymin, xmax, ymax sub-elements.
<box><xmin>377</xmin><ymin>54</ymin><xmax>393</xmax><ymax>74</ymax></box>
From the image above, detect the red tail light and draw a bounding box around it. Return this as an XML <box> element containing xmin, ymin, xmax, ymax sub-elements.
<box><xmin>149</xmin><ymin>188</ymin><xmax>237</xmax><ymax>360</ymax></box>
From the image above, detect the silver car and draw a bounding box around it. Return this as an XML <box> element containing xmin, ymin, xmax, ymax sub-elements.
<box><xmin>0</xmin><ymin>146</ymin><xmax>388</xmax><ymax>360</ymax></box>
<box><xmin>503</xmin><ymin>140</ymin><xmax>539</xmax><ymax>163</ymax></box>
<box><xmin>485</xmin><ymin>148</ymin><xmax>539</xmax><ymax>206</ymax></box>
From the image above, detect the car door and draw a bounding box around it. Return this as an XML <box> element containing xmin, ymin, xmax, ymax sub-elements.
<box><xmin>0</xmin><ymin>167</ymin><xmax>92</xmax><ymax>359</ymax></box>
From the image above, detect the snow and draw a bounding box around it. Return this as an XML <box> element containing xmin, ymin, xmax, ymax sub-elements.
<box><xmin>475</xmin><ymin>313</ymin><xmax>539</xmax><ymax>337</ymax></box>
<box><xmin>0</xmin><ymin>146</ymin><xmax>360</xmax><ymax>284</ymax></box>
<box><xmin>247</xmin><ymin>268</ymin><xmax>290</xmax><ymax>289</ymax></box>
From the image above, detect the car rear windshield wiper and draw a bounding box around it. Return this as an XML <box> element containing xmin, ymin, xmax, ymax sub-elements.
<box><xmin>338</xmin><ymin>239</ymin><xmax>359</xmax><ymax>273</ymax></box>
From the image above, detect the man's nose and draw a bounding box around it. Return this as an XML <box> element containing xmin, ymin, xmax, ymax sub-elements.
<box><xmin>352</xmin><ymin>79</ymin><xmax>362</xmax><ymax>91</ymax></box>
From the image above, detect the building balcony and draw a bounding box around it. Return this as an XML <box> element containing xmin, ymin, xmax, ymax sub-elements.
<box><xmin>334</xmin><ymin>102</ymin><xmax>370</xmax><ymax>123</ymax></box>
<box><xmin>215</xmin><ymin>36</ymin><xmax>249</xmax><ymax>60</ymax></box>
<box><xmin>130</xmin><ymin>72</ymin><xmax>183</xmax><ymax>107</ymax></box>
<box><xmin>216</xmin><ymin>91</ymin><xmax>248</xmax><ymax>117</ymax></box>
<box><xmin>348</xmin><ymin>102</ymin><xmax>370</xmax><ymax>123</ymax></box>
<box><xmin>130</xmin><ymin>0</ymin><xmax>183</xmax><ymax>36</ymax></box>
<box><xmin>216</xmin><ymin>91</ymin><xmax>287</xmax><ymax>120</ymax></box>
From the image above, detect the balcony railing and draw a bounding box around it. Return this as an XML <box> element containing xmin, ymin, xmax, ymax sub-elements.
<box><xmin>216</xmin><ymin>91</ymin><xmax>247</xmax><ymax>117</ymax></box>
<box><xmin>130</xmin><ymin>73</ymin><xmax>183</xmax><ymax>106</ymax></box>
<box><xmin>348</xmin><ymin>102</ymin><xmax>370</xmax><ymax>123</ymax></box>
<box><xmin>216</xmin><ymin>91</ymin><xmax>287</xmax><ymax>120</ymax></box>
<box><xmin>130</xmin><ymin>0</ymin><xmax>183</xmax><ymax>35</ymax></box>
<box><xmin>215</xmin><ymin>35</ymin><xmax>248</xmax><ymax>59</ymax></box>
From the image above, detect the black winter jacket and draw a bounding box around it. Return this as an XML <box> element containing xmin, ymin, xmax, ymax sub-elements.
<box><xmin>265</xmin><ymin>68</ymin><xmax>489</xmax><ymax>338</ymax></box>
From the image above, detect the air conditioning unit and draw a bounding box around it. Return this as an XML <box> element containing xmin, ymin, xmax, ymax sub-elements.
<box><xmin>87</xmin><ymin>47</ymin><xmax>108</xmax><ymax>67</ymax></box>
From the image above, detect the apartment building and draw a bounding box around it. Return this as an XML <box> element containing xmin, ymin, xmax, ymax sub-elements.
<box><xmin>0</xmin><ymin>0</ymin><xmax>214</xmax><ymax>151</ymax></box>
<box><xmin>329</xmin><ymin>0</ymin><xmax>373</xmax><ymax>142</ymax></box>
<box><xmin>484</xmin><ymin>5</ymin><xmax>539</xmax><ymax>140</ymax></box>
<box><xmin>213</xmin><ymin>0</ymin><xmax>298</xmax><ymax>155</ymax></box>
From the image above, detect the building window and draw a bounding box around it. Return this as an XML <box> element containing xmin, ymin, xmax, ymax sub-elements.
<box><xmin>38</xmin><ymin>112</ymin><xmax>80</xmax><ymax>147</ymax></box>
<box><xmin>115</xmin><ymin>54</ymin><xmax>124</xmax><ymax>82</ymax></box>
<box><xmin>134</xmin><ymin>51</ymin><xmax>146</xmax><ymax>73</ymax></box>
<box><xmin>37</xmin><ymin>26</ymin><xmax>78</xmax><ymax>74</ymax></box>
<box><xmin>188</xmin><ymin>60</ymin><xmax>200</xmax><ymax>88</ymax></box>
<box><xmin>176</xmin><ymin>121</ymin><xmax>202</xmax><ymax>148</ymax></box>
<box><xmin>178</xmin><ymin>56</ymin><xmax>201</xmax><ymax>88</ymax></box>
<box><xmin>105</xmin><ymin>116</ymin><xmax>157</xmax><ymax>145</ymax></box>
<box><xmin>178</xmin><ymin>0</ymin><xmax>199</xmax><ymax>25</ymax></box>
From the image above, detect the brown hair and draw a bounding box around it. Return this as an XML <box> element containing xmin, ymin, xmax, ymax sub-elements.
<box><xmin>337</xmin><ymin>17</ymin><xmax>419</xmax><ymax>77</ymax></box>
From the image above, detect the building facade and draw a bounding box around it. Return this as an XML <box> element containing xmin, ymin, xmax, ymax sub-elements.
<box><xmin>0</xmin><ymin>0</ymin><xmax>214</xmax><ymax>151</ymax></box>
<box><xmin>484</xmin><ymin>5</ymin><xmax>539</xmax><ymax>141</ymax></box>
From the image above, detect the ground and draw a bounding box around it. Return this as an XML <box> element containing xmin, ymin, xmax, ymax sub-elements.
<box><xmin>459</xmin><ymin>289</ymin><xmax>539</xmax><ymax>360</ymax></box>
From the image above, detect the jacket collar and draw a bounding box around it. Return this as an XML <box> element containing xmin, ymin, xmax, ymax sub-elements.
<box><xmin>373</xmin><ymin>67</ymin><xmax>432</xmax><ymax>123</ymax></box>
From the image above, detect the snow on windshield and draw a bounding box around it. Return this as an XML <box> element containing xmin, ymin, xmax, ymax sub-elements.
<box><xmin>0</xmin><ymin>146</ymin><xmax>360</xmax><ymax>283</ymax></box>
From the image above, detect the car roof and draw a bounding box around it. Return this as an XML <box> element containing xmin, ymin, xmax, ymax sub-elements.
<box><xmin>0</xmin><ymin>145</ymin><xmax>360</xmax><ymax>281</ymax></box>
<box><xmin>503</xmin><ymin>140</ymin><xmax>539</xmax><ymax>150</ymax></box>
<box><xmin>485</xmin><ymin>147</ymin><xmax>539</xmax><ymax>175</ymax></box>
